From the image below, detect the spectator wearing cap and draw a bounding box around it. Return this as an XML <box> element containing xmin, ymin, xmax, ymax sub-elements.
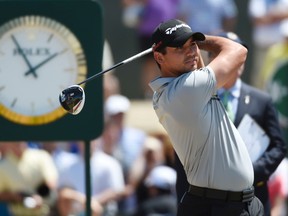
<box><xmin>133</xmin><ymin>165</ymin><xmax>177</xmax><ymax>216</ymax></box>
<box><xmin>128</xmin><ymin>136</ymin><xmax>166</xmax><ymax>205</ymax></box>
<box><xmin>174</xmin><ymin>31</ymin><xmax>287</xmax><ymax>216</ymax></box>
<box><xmin>99</xmin><ymin>94</ymin><xmax>147</xmax><ymax>215</ymax></box>
<box><xmin>102</xmin><ymin>94</ymin><xmax>147</xmax><ymax>179</ymax></box>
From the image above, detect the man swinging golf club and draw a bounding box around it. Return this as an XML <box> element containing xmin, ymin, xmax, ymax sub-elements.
<box><xmin>148</xmin><ymin>19</ymin><xmax>264</xmax><ymax>216</ymax></box>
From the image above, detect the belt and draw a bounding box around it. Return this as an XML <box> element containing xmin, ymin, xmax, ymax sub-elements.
<box><xmin>188</xmin><ymin>185</ymin><xmax>254</xmax><ymax>202</ymax></box>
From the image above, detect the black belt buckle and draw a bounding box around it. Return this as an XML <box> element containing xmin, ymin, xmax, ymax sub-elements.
<box><xmin>242</xmin><ymin>186</ymin><xmax>254</xmax><ymax>203</ymax></box>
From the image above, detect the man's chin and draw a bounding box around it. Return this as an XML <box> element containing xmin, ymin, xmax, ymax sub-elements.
<box><xmin>187</xmin><ymin>65</ymin><xmax>197</xmax><ymax>71</ymax></box>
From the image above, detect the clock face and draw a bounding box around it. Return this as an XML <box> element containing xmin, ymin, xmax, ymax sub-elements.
<box><xmin>0</xmin><ymin>15</ymin><xmax>87</xmax><ymax>125</ymax></box>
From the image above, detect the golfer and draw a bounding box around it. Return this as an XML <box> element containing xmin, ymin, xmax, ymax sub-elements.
<box><xmin>149</xmin><ymin>19</ymin><xmax>264</xmax><ymax>216</ymax></box>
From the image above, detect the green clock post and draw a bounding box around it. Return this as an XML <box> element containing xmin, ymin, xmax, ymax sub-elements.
<box><xmin>0</xmin><ymin>0</ymin><xmax>104</xmax><ymax>215</ymax></box>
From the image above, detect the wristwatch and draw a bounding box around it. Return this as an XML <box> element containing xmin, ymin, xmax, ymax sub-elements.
<box><xmin>0</xmin><ymin>15</ymin><xmax>87</xmax><ymax>125</ymax></box>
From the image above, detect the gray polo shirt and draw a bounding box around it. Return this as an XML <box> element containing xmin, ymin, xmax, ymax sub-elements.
<box><xmin>149</xmin><ymin>67</ymin><xmax>254</xmax><ymax>191</ymax></box>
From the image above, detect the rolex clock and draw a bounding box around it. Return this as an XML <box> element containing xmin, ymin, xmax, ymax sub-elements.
<box><xmin>0</xmin><ymin>0</ymin><xmax>103</xmax><ymax>141</ymax></box>
<box><xmin>0</xmin><ymin>15</ymin><xmax>87</xmax><ymax>125</ymax></box>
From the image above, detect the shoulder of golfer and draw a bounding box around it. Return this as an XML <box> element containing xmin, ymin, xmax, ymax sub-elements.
<box><xmin>198</xmin><ymin>35</ymin><xmax>248</xmax><ymax>89</ymax></box>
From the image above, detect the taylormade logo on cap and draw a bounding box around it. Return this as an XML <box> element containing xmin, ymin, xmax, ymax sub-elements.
<box><xmin>165</xmin><ymin>23</ymin><xmax>191</xmax><ymax>35</ymax></box>
<box><xmin>152</xmin><ymin>19</ymin><xmax>205</xmax><ymax>51</ymax></box>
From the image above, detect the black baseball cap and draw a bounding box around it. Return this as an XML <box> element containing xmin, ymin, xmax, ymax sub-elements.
<box><xmin>152</xmin><ymin>19</ymin><xmax>205</xmax><ymax>51</ymax></box>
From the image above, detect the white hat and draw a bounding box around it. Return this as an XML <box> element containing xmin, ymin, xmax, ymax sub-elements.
<box><xmin>105</xmin><ymin>94</ymin><xmax>131</xmax><ymax>115</ymax></box>
<box><xmin>144</xmin><ymin>136</ymin><xmax>163</xmax><ymax>151</ymax></box>
<box><xmin>145</xmin><ymin>165</ymin><xmax>176</xmax><ymax>190</ymax></box>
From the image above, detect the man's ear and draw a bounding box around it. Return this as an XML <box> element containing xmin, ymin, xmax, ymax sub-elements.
<box><xmin>154</xmin><ymin>52</ymin><xmax>163</xmax><ymax>64</ymax></box>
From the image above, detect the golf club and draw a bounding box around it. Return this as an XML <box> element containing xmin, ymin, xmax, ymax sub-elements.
<box><xmin>59</xmin><ymin>47</ymin><xmax>153</xmax><ymax>115</ymax></box>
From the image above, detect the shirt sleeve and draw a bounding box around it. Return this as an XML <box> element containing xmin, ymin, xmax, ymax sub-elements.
<box><xmin>165</xmin><ymin>67</ymin><xmax>217</xmax><ymax>124</ymax></box>
<box><xmin>176</xmin><ymin>67</ymin><xmax>216</xmax><ymax>104</ymax></box>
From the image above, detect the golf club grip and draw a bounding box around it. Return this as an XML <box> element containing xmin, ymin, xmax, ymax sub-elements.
<box><xmin>77</xmin><ymin>47</ymin><xmax>153</xmax><ymax>85</ymax></box>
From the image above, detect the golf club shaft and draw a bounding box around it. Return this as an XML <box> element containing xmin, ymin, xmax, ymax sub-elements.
<box><xmin>77</xmin><ymin>47</ymin><xmax>153</xmax><ymax>85</ymax></box>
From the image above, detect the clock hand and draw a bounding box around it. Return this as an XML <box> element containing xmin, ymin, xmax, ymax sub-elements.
<box><xmin>24</xmin><ymin>49</ymin><xmax>66</xmax><ymax>76</ymax></box>
<box><xmin>11</xmin><ymin>34</ymin><xmax>38</xmax><ymax>78</ymax></box>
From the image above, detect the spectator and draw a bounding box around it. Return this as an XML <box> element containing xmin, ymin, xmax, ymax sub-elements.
<box><xmin>248</xmin><ymin>0</ymin><xmax>288</xmax><ymax>89</ymax></box>
<box><xmin>99</xmin><ymin>94</ymin><xmax>147</xmax><ymax>215</ymax></box>
<box><xmin>0</xmin><ymin>141</ymin><xmax>58</xmax><ymax>216</ymax></box>
<box><xmin>122</xmin><ymin>0</ymin><xmax>180</xmax><ymax>98</ymax></box>
<box><xmin>178</xmin><ymin>0</ymin><xmax>238</xmax><ymax>34</ymax></box>
<box><xmin>41</xmin><ymin>141</ymin><xmax>79</xmax><ymax>173</ymax></box>
<box><xmin>129</xmin><ymin>135</ymin><xmax>166</xmax><ymax>205</ymax></box>
<box><xmin>134</xmin><ymin>165</ymin><xmax>177</xmax><ymax>216</ymax></box>
<box><xmin>55</xmin><ymin>140</ymin><xmax>125</xmax><ymax>216</ymax></box>
<box><xmin>268</xmin><ymin>158</ymin><xmax>288</xmax><ymax>216</ymax></box>
<box><xmin>101</xmin><ymin>94</ymin><xmax>147</xmax><ymax>179</ymax></box>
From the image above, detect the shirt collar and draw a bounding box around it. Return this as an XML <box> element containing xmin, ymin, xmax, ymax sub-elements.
<box><xmin>218</xmin><ymin>78</ymin><xmax>242</xmax><ymax>98</ymax></box>
<box><xmin>149</xmin><ymin>76</ymin><xmax>175</xmax><ymax>91</ymax></box>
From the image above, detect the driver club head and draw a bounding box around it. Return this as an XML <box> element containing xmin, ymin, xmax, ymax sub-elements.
<box><xmin>59</xmin><ymin>85</ymin><xmax>85</xmax><ymax>115</ymax></box>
